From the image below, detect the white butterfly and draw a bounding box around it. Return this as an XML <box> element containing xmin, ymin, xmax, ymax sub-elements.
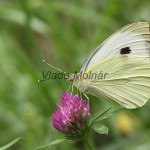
<box><xmin>68</xmin><ymin>22</ymin><xmax>150</xmax><ymax>109</ymax></box>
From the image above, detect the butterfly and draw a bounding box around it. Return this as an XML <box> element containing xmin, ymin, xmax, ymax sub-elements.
<box><xmin>67</xmin><ymin>22</ymin><xmax>150</xmax><ymax>109</ymax></box>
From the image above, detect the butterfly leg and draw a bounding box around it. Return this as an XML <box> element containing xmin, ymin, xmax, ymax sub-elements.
<box><xmin>83</xmin><ymin>93</ymin><xmax>90</xmax><ymax>109</ymax></box>
<box><xmin>76</xmin><ymin>91</ymin><xmax>82</xmax><ymax>109</ymax></box>
<box><xmin>71</xmin><ymin>83</ymin><xmax>74</xmax><ymax>95</ymax></box>
<box><xmin>66</xmin><ymin>82</ymin><xmax>71</xmax><ymax>92</ymax></box>
<box><xmin>84</xmin><ymin>93</ymin><xmax>89</xmax><ymax>100</ymax></box>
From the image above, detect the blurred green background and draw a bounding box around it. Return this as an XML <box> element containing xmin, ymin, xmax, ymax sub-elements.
<box><xmin>0</xmin><ymin>0</ymin><xmax>150</xmax><ymax>150</ymax></box>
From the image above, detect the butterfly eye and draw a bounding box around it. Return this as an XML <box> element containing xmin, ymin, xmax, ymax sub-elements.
<box><xmin>67</xmin><ymin>74</ymin><xmax>74</xmax><ymax>82</ymax></box>
<box><xmin>120</xmin><ymin>47</ymin><xmax>131</xmax><ymax>55</ymax></box>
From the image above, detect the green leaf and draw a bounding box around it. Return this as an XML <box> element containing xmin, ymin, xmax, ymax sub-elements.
<box><xmin>0</xmin><ymin>137</ymin><xmax>22</xmax><ymax>150</ymax></box>
<box><xmin>35</xmin><ymin>139</ymin><xmax>66</xmax><ymax>150</ymax></box>
<box><xmin>92</xmin><ymin>123</ymin><xmax>109</xmax><ymax>135</ymax></box>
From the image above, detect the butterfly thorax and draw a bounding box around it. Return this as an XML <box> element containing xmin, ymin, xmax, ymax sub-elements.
<box><xmin>68</xmin><ymin>73</ymin><xmax>89</xmax><ymax>92</ymax></box>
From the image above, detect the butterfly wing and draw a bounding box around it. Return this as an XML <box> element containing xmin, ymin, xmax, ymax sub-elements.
<box><xmin>85</xmin><ymin>56</ymin><xmax>150</xmax><ymax>109</ymax></box>
<box><xmin>80</xmin><ymin>22</ymin><xmax>150</xmax><ymax>109</ymax></box>
<box><xmin>80</xmin><ymin>22</ymin><xmax>150</xmax><ymax>75</ymax></box>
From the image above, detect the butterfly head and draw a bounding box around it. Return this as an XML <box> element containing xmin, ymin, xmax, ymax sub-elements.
<box><xmin>67</xmin><ymin>73</ymin><xmax>81</xmax><ymax>82</ymax></box>
<box><xmin>67</xmin><ymin>73</ymin><xmax>89</xmax><ymax>92</ymax></box>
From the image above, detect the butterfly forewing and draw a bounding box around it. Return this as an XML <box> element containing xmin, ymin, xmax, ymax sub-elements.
<box><xmin>80</xmin><ymin>22</ymin><xmax>150</xmax><ymax>75</ymax></box>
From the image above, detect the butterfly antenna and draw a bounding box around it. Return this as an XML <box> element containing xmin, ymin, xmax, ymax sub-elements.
<box><xmin>43</xmin><ymin>59</ymin><xmax>66</xmax><ymax>73</ymax></box>
<box><xmin>56</xmin><ymin>79</ymin><xmax>65</xmax><ymax>92</ymax></box>
<box><xmin>38</xmin><ymin>77</ymin><xmax>65</xmax><ymax>92</ymax></box>
<box><xmin>38</xmin><ymin>78</ymin><xmax>51</xmax><ymax>83</ymax></box>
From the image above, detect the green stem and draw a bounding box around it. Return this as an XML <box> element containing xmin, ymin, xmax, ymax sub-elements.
<box><xmin>84</xmin><ymin>140</ymin><xmax>94</xmax><ymax>150</ymax></box>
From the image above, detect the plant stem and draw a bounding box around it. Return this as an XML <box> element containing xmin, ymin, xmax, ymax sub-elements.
<box><xmin>84</xmin><ymin>140</ymin><xmax>94</xmax><ymax>150</ymax></box>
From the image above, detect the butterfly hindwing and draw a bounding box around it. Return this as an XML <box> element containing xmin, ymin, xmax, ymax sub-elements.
<box><xmin>85</xmin><ymin>56</ymin><xmax>150</xmax><ymax>109</ymax></box>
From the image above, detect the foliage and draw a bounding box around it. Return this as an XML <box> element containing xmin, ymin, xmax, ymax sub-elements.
<box><xmin>0</xmin><ymin>0</ymin><xmax>150</xmax><ymax>149</ymax></box>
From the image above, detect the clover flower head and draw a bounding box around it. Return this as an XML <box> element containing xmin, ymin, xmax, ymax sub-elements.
<box><xmin>52</xmin><ymin>92</ymin><xmax>91</xmax><ymax>136</ymax></box>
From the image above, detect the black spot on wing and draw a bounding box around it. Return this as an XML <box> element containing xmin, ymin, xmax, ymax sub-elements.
<box><xmin>120</xmin><ymin>47</ymin><xmax>131</xmax><ymax>55</ymax></box>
